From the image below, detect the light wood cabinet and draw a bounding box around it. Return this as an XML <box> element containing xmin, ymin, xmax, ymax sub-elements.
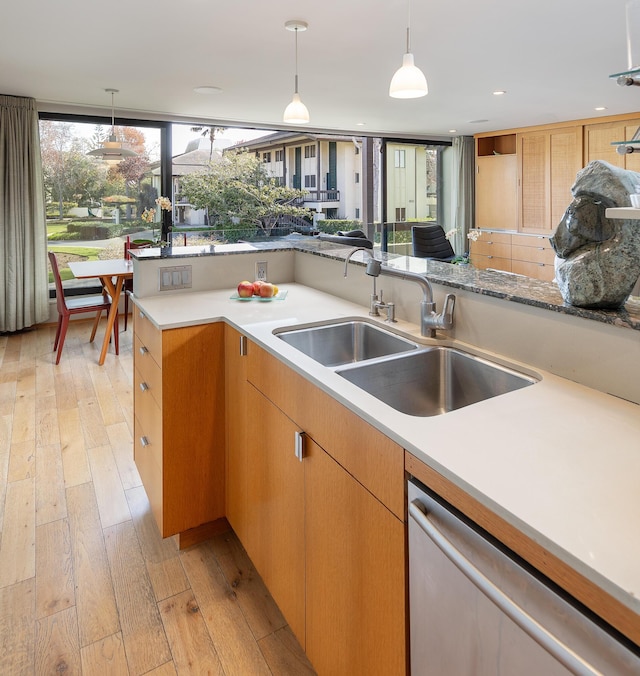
<box><xmin>225</xmin><ymin>336</ymin><xmax>406</xmax><ymax>673</ymax></box>
<box><xmin>469</xmin><ymin>231</ymin><xmax>512</xmax><ymax>273</ymax></box>
<box><xmin>583</xmin><ymin>117</ymin><xmax>640</xmax><ymax>171</ymax></box>
<box><xmin>475</xmin><ymin>135</ymin><xmax>517</xmax><ymax>231</ymax></box>
<box><xmin>133</xmin><ymin>308</ymin><xmax>226</xmax><ymax>540</ymax></box>
<box><xmin>517</xmin><ymin>126</ymin><xmax>582</xmax><ymax>234</ymax></box>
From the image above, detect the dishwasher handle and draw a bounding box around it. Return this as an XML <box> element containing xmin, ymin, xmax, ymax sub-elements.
<box><xmin>409</xmin><ymin>500</ymin><xmax>603</xmax><ymax>676</ymax></box>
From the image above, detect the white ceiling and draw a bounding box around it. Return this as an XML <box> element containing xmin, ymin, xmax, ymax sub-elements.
<box><xmin>1</xmin><ymin>0</ymin><xmax>639</xmax><ymax>138</ymax></box>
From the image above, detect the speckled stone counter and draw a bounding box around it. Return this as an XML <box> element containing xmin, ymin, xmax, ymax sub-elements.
<box><xmin>131</xmin><ymin>238</ymin><xmax>640</xmax><ymax>331</ymax></box>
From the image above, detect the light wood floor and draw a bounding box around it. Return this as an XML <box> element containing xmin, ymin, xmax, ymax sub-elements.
<box><xmin>0</xmin><ymin>319</ymin><xmax>315</xmax><ymax>675</ymax></box>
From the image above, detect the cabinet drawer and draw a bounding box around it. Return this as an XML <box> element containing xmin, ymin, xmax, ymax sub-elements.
<box><xmin>511</xmin><ymin>233</ymin><xmax>552</xmax><ymax>249</ymax></box>
<box><xmin>511</xmin><ymin>259</ymin><xmax>556</xmax><ymax>281</ymax></box>
<box><xmin>133</xmin><ymin>415</ymin><xmax>164</xmax><ymax>532</ymax></box>
<box><xmin>470</xmin><ymin>254</ymin><xmax>512</xmax><ymax>272</ymax></box>
<box><xmin>134</xmin><ymin>307</ymin><xmax>162</xmax><ymax>364</ymax></box>
<box><xmin>472</xmin><ymin>239</ymin><xmax>511</xmax><ymax>258</ymax></box>
<box><xmin>475</xmin><ymin>231</ymin><xmax>512</xmax><ymax>245</ymax></box>
<box><xmin>134</xmin><ymin>334</ymin><xmax>163</xmax><ymax>407</ymax></box>
<box><xmin>512</xmin><ymin>244</ymin><xmax>556</xmax><ymax>265</ymax></box>
<box><xmin>134</xmin><ymin>366</ymin><xmax>163</xmax><ymax>460</ymax></box>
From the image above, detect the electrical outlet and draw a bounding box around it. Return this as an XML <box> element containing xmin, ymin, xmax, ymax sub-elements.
<box><xmin>255</xmin><ymin>261</ymin><xmax>268</xmax><ymax>281</ymax></box>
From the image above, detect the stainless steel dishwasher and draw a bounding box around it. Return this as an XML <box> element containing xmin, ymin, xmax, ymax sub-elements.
<box><xmin>408</xmin><ymin>480</ymin><xmax>640</xmax><ymax>675</ymax></box>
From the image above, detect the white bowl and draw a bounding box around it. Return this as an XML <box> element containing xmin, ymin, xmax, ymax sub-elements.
<box><xmin>630</xmin><ymin>194</ymin><xmax>640</xmax><ymax>208</ymax></box>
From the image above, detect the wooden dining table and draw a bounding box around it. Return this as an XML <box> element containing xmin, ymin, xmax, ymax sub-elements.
<box><xmin>68</xmin><ymin>259</ymin><xmax>133</xmax><ymax>365</ymax></box>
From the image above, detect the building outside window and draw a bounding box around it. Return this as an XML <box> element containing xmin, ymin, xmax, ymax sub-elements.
<box><xmin>355</xmin><ymin>208</ymin><xmax>360</xmax><ymax>219</ymax></box>
<box><xmin>304</xmin><ymin>144</ymin><xmax>316</xmax><ymax>159</ymax></box>
<box><xmin>263</xmin><ymin>151</ymin><xmax>271</xmax><ymax>163</ymax></box>
<box><xmin>275</xmin><ymin>149</ymin><xmax>284</xmax><ymax>162</ymax></box>
<box><xmin>304</xmin><ymin>174</ymin><xmax>316</xmax><ymax>188</ymax></box>
<box><xmin>395</xmin><ymin>207</ymin><xmax>406</xmax><ymax>221</ymax></box>
<box><xmin>355</xmin><ymin>172</ymin><xmax>360</xmax><ymax>184</ymax></box>
<box><xmin>394</xmin><ymin>149</ymin><xmax>405</xmax><ymax>168</ymax></box>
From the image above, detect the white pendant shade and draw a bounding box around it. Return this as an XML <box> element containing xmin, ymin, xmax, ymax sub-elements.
<box><xmin>389</xmin><ymin>52</ymin><xmax>428</xmax><ymax>98</ymax></box>
<box><xmin>283</xmin><ymin>92</ymin><xmax>310</xmax><ymax>124</ymax></box>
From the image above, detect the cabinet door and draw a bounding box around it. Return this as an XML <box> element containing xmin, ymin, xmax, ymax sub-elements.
<box><xmin>224</xmin><ymin>325</ymin><xmax>248</xmax><ymax>540</ymax></box>
<box><xmin>475</xmin><ymin>155</ymin><xmax>517</xmax><ymax>230</ymax></box>
<box><xmin>518</xmin><ymin>128</ymin><xmax>581</xmax><ymax>234</ymax></box>
<box><xmin>244</xmin><ymin>383</ymin><xmax>306</xmax><ymax>648</ymax></box>
<box><xmin>305</xmin><ymin>436</ymin><xmax>406</xmax><ymax>675</ymax></box>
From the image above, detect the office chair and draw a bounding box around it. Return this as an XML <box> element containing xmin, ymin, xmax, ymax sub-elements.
<box><xmin>411</xmin><ymin>224</ymin><xmax>456</xmax><ymax>262</ymax></box>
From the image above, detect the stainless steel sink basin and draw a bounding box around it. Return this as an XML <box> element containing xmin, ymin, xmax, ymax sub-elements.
<box><xmin>275</xmin><ymin>320</ymin><xmax>419</xmax><ymax>367</ymax></box>
<box><xmin>336</xmin><ymin>347</ymin><xmax>537</xmax><ymax>416</ymax></box>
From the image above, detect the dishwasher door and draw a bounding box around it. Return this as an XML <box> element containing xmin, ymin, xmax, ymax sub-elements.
<box><xmin>408</xmin><ymin>481</ymin><xmax>640</xmax><ymax>676</ymax></box>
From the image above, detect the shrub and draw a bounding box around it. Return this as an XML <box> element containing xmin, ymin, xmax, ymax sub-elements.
<box><xmin>316</xmin><ymin>219</ymin><xmax>363</xmax><ymax>235</ymax></box>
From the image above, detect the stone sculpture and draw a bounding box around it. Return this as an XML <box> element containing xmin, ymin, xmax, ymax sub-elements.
<box><xmin>550</xmin><ymin>160</ymin><xmax>640</xmax><ymax>309</ymax></box>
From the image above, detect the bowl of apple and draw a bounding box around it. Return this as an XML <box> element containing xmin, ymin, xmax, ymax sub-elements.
<box><xmin>233</xmin><ymin>280</ymin><xmax>286</xmax><ymax>301</ymax></box>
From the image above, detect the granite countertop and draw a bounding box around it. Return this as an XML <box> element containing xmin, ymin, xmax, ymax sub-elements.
<box><xmin>131</xmin><ymin>238</ymin><xmax>640</xmax><ymax>331</ymax></box>
<box><xmin>133</xmin><ymin>283</ymin><xmax>640</xmax><ymax>633</ymax></box>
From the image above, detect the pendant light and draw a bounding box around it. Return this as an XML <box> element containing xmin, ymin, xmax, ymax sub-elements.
<box><xmin>283</xmin><ymin>20</ymin><xmax>310</xmax><ymax>124</ymax></box>
<box><xmin>87</xmin><ymin>88</ymin><xmax>138</xmax><ymax>162</ymax></box>
<box><xmin>389</xmin><ymin>0</ymin><xmax>428</xmax><ymax>99</ymax></box>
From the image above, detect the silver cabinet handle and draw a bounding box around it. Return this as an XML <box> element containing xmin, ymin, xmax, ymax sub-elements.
<box><xmin>408</xmin><ymin>501</ymin><xmax>603</xmax><ymax>676</ymax></box>
<box><xmin>239</xmin><ymin>334</ymin><xmax>247</xmax><ymax>356</ymax></box>
<box><xmin>294</xmin><ymin>430</ymin><xmax>305</xmax><ymax>462</ymax></box>
<box><xmin>139</xmin><ymin>346</ymin><xmax>149</xmax><ymax>355</ymax></box>
<box><xmin>139</xmin><ymin>310</ymin><xmax>145</xmax><ymax>319</ymax></box>
<box><xmin>140</xmin><ymin>436</ymin><xmax>150</xmax><ymax>447</ymax></box>
<box><xmin>139</xmin><ymin>382</ymin><xmax>149</xmax><ymax>392</ymax></box>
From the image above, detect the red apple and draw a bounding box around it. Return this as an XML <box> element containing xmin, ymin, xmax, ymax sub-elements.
<box><xmin>237</xmin><ymin>280</ymin><xmax>254</xmax><ymax>298</ymax></box>
<box><xmin>258</xmin><ymin>282</ymin><xmax>275</xmax><ymax>298</ymax></box>
<box><xmin>252</xmin><ymin>280</ymin><xmax>264</xmax><ymax>296</ymax></box>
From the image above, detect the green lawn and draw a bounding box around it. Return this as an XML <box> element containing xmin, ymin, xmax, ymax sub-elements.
<box><xmin>47</xmin><ymin>245</ymin><xmax>102</xmax><ymax>282</ymax></box>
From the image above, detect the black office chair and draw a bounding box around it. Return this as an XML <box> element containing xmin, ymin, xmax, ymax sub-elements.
<box><xmin>411</xmin><ymin>224</ymin><xmax>456</xmax><ymax>262</ymax></box>
<box><xmin>318</xmin><ymin>229</ymin><xmax>374</xmax><ymax>249</ymax></box>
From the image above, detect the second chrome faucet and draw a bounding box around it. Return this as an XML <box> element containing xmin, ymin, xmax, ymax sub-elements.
<box><xmin>344</xmin><ymin>247</ymin><xmax>456</xmax><ymax>338</ymax></box>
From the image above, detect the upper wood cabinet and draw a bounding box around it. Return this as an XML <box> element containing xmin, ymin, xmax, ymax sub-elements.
<box><xmin>584</xmin><ymin>117</ymin><xmax>640</xmax><ymax>172</ymax></box>
<box><xmin>517</xmin><ymin>126</ymin><xmax>582</xmax><ymax>234</ymax></box>
<box><xmin>475</xmin><ymin>134</ymin><xmax>517</xmax><ymax>231</ymax></box>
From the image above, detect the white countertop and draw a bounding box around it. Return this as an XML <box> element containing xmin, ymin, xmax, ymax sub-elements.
<box><xmin>134</xmin><ymin>283</ymin><xmax>640</xmax><ymax>622</ymax></box>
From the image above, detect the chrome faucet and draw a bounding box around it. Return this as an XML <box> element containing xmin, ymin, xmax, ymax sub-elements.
<box><xmin>344</xmin><ymin>247</ymin><xmax>456</xmax><ymax>338</ymax></box>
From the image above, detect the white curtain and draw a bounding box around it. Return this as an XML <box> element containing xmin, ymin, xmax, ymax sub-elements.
<box><xmin>0</xmin><ymin>94</ymin><xmax>49</xmax><ymax>332</ymax></box>
<box><xmin>451</xmin><ymin>136</ymin><xmax>475</xmax><ymax>256</ymax></box>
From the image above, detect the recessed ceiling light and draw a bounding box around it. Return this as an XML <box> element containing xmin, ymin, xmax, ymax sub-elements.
<box><xmin>193</xmin><ymin>86</ymin><xmax>222</xmax><ymax>95</ymax></box>
<box><xmin>449</xmin><ymin>129</ymin><xmax>457</xmax><ymax>133</ymax></box>
<box><xmin>356</xmin><ymin>122</ymin><xmax>365</xmax><ymax>126</ymax></box>
<box><xmin>595</xmin><ymin>106</ymin><xmax>607</xmax><ymax>111</ymax></box>
<box><xmin>468</xmin><ymin>119</ymin><xmax>489</xmax><ymax>124</ymax></box>
<box><xmin>493</xmin><ymin>90</ymin><xmax>506</xmax><ymax>96</ymax></box>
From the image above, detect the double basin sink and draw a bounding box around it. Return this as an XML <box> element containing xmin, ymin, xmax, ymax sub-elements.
<box><xmin>274</xmin><ymin>319</ymin><xmax>537</xmax><ymax>417</ymax></box>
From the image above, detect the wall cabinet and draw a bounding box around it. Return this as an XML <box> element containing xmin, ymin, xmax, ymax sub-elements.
<box><xmin>226</xmin><ymin>331</ymin><xmax>406</xmax><ymax>674</ymax></box>
<box><xmin>475</xmin><ymin>134</ymin><xmax>517</xmax><ymax>231</ymax></box>
<box><xmin>133</xmin><ymin>308</ymin><xmax>226</xmax><ymax>539</ymax></box>
<box><xmin>584</xmin><ymin>117</ymin><xmax>640</xmax><ymax>172</ymax></box>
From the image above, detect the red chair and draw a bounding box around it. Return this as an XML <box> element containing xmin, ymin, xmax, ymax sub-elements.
<box><xmin>123</xmin><ymin>240</ymin><xmax>151</xmax><ymax>331</ymax></box>
<box><xmin>48</xmin><ymin>251</ymin><xmax>119</xmax><ymax>364</ymax></box>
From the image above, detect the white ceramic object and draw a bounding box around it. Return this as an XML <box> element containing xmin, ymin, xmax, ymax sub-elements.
<box><xmin>629</xmin><ymin>193</ymin><xmax>640</xmax><ymax>207</ymax></box>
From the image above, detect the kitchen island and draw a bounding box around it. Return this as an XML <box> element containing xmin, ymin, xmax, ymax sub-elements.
<box><xmin>130</xmin><ymin>241</ymin><xmax>640</xmax><ymax>670</ymax></box>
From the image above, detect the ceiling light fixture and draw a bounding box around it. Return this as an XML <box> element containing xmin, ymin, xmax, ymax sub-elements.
<box><xmin>87</xmin><ymin>89</ymin><xmax>137</xmax><ymax>163</ymax></box>
<box><xmin>389</xmin><ymin>0</ymin><xmax>428</xmax><ymax>99</ymax></box>
<box><xmin>283</xmin><ymin>20</ymin><xmax>309</xmax><ymax>124</ymax></box>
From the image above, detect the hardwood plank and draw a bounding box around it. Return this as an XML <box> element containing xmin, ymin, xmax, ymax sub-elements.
<box><xmin>35</xmin><ymin>395</ymin><xmax>60</xmax><ymax>447</ymax></box>
<box><xmin>35</xmin><ymin>606</ymin><xmax>81</xmax><ymax>675</ymax></box>
<box><xmin>0</xmin><ymin>477</ymin><xmax>35</xmax><ymax>586</ymax></box>
<box><xmin>80</xmin><ymin>632</ymin><xmax>129</xmax><ymax>675</ymax></box>
<box><xmin>258</xmin><ymin>626</ymin><xmax>317</xmax><ymax>676</ymax></box>
<box><xmin>145</xmin><ymin>661</ymin><xmax>178</xmax><ymax>675</ymax></box>
<box><xmin>66</xmin><ymin>482</ymin><xmax>120</xmax><ymax>646</ymax></box>
<box><xmin>104</xmin><ymin>520</ymin><xmax>172</xmax><ymax>675</ymax></box>
<box><xmin>7</xmin><ymin>438</ymin><xmax>35</xmax><ymax>482</ymax></box>
<box><xmin>181</xmin><ymin>542</ymin><xmax>272</xmax><ymax>676</ymax></box>
<box><xmin>58</xmin><ymin>407</ymin><xmax>92</xmax><ymax>488</ymax></box>
<box><xmin>78</xmin><ymin>397</ymin><xmax>110</xmax><ymax>449</ymax></box>
<box><xmin>54</xmin><ymin>371</ymin><xmax>78</xmax><ymax>411</ymax></box>
<box><xmin>11</xmin><ymin>392</ymin><xmax>35</xmax><ymax>444</ymax></box>
<box><xmin>158</xmin><ymin>590</ymin><xmax>224</xmax><ymax>675</ymax></box>
<box><xmin>90</xmin><ymin>366</ymin><xmax>125</xmax><ymax>427</ymax></box>
<box><xmin>0</xmin><ymin>578</ymin><xmax>35</xmax><ymax>673</ymax></box>
<box><xmin>0</xmin><ymin>379</ymin><xmax>17</xmax><ymax>416</ymax></box>
<box><xmin>125</xmin><ymin>485</ymin><xmax>189</xmax><ymax>602</ymax></box>
<box><xmin>107</xmin><ymin>420</ymin><xmax>140</xmax><ymax>491</ymax></box>
<box><xmin>16</xmin><ymin>362</ymin><xmax>36</xmax><ymax>396</ymax></box>
<box><xmin>35</xmin><ymin>443</ymin><xmax>67</xmax><ymax>526</ymax></box>
<box><xmin>35</xmin><ymin>518</ymin><xmax>74</xmax><ymax>619</ymax></box>
<box><xmin>35</xmin><ymin>358</ymin><xmax>56</xmax><ymax>400</ymax></box>
<box><xmin>0</xmin><ymin>415</ymin><xmax>10</xmax><ymax>532</ymax></box>
<box><xmin>87</xmin><ymin>444</ymin><xmax>131</xmax><ymax>528</ymax></box>
<box><xmin>209</xmin><ymin>531</ymin><xmax>287</xmax><ymax>641</ymax></box>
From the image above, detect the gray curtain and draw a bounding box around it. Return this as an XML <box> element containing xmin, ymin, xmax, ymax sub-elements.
<box><xmin>451</xmin><ymin>136</ymin><xmax>475</xmax><ymax>256</ymax></box>
<box><xmin>0</xmin><ymin>94</ymin><xmax>49</xmax><ymax>332</ymax></box>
